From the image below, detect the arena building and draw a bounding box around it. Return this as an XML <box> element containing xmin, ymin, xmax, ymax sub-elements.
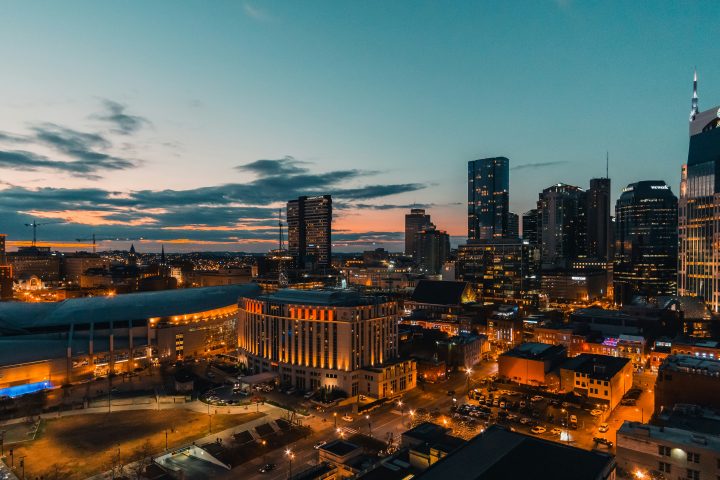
<box><xmin>237</xmin><ymin>289</ymin><xmax>416</xmax><ymax>399</ymax></box>
<box><xmin>0</xmin><ymin>284</ymin><xmax>260</xmax><ymax>393</ymax></box>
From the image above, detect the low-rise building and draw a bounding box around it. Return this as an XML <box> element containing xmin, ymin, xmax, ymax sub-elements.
<box><xmin>498</xmin><ymin>342</ymin><xmax>567</xmax><ymax>386</ymax></box>
<box><xmin>559</xmin><ymin>354</ymin><xmax>633</xmax><ymax>411</ymax></box>
<box><xmin>616</xmin><ymin>421</ymin><xmax>720</xmax><ymax>480</ymax></box>
<box><xmin>656</xmin><ymin>355</ymin><xmax>720</xmax><ymax>415</ymax></box>
<box><xmin>437</xmin><ymin>334</ymin><xmax>490</xmax><ymax>369</ymax></box>
<box><xmin>541</xmin><ymin>269</ymin><xmax>608</xmax><ymax>301</ymax></box>
<box><xmin>415</xmin><ymin>425</ymin><xmax>616</xmax><ymax>480</ymax></box>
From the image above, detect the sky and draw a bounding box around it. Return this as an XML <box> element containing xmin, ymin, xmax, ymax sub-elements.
<box><xmin>0</xmin><ymin>1</ymin><xmax>718</xmax><ymax>253</ymax></box>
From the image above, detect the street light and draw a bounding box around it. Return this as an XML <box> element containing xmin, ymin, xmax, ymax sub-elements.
<box><xmin>285</xmin><ymin>449</ymin><xmax>295</xmax><ymax>479</ymax></box>
<box><xmin>465</xmin><ymin>367</ymin><xmax>473</xmax><ymax>395</ymax></box>
<box><xmin>261</xmin><ymin>439</ymin><xmax>267</xmax><ymax>463</ymax></box>
<box><xmin>365</xmin><ymin>414</ymin><xmax>372</xmax><ymax>436</ymax></box>
<box><xmin>333</xmin><ymin>412</ymin><xmax>337</xmax><ymax>428</ymax></box>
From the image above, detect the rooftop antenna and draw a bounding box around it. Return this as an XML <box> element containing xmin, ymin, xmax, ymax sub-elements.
<box><xmin>606</xmin><ymin>151</ymin><xmax>609</xmax><ymax>179</ymax></box>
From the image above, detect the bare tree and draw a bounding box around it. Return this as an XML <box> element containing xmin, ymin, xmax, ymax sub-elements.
<box><xmin>128</xmin><ymin>440</ymin><xmax>154</xmax><ymax>480</ymax></box>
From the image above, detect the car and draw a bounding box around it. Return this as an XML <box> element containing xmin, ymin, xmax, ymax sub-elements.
<box><xmin>492</xmin><ymin>399</ymin><xmax>499</xmax><ymax>407</ymax></box>
<box><xmin>506</xmin><ymin>413</ymin><xmax>518</xmax><ymax>421</ymax></box>
<box><xmin>519</xmin><ymin>417</ymin><xmax>531</xmax><ymax>424</ymax></box>
<box><xmin>314</xmin><ymin>441</ymin><xmax>328</xmax><ymax>449</ymax></box>
<box><xmin>530</xmin><ymin>395</ymin><xmax>544</xmax><ymax>402</ymax></box>
<box><xmin>594</xmin><ymin>437</ymin><xmax>614</xmax><ymax>448</ymax></box>
<box><xmin>304</xmin><ymin>391</ymin><xmax>314</xmax><ymax>399</ymax></box>
<box><xmin>286</xmin><ymin>387</ymin><xmax>297</xmax><ymax>395</ymax></box>
<box><xmin>519</xmin><ymin>401</ymin><xmax>526</xmax><ymax>408</ymax></box>
<box><xmin>499</xmin><ymin>401</ymin><xmax>506</xmax><ymax>409</ymax></box>
<box><xmin>342</xmin><ymin>415</ymin><xmax>354</xmax><ymax>422</ymax></box>
<box><xmin>598</xmin><ymin>423</ymin><xmax>609</xmax><ymax>433</ymax></box>
<box><xmin>447</xmin><ymin>390</ymin><xmax>455</xmax><ymax>396</ymax></box>
<box><xmin>620</xmin><ymin>398</ymin><xmax>637</xmax><ymax>406</ymax></box>
<box><xmin>550</xmin><ymin>427</ymin><xmax>563</xmax><ymax>435</ymax></box>
<box><xmin>569</xmin><ymin>414</ymin><xmax>578</xmax><ymax>429</ymax></box>
<box><xmin>590</xmin><ymin>409</ymin><xmax>603</xmax><ymax>417</ymax></box>
<box><xmin>530</xmin><ymin>426</ymin><xmax>546</xmax><ymax>434</ymax></box>
<box><xmin>259</xmin><ymin>463</ymin><xmax>276</xmax><ymax>473</ymax></box>
<box><xmin>561</xmin><ymin>401</ymin><xmax>570</xmax><ymax>408</ymax></box>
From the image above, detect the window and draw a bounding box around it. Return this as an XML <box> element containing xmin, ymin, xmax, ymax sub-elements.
<box><xmin>659</xmin><ymin>462</ymin><xmax>671</xmax><ymax>473</ymax></box>
<box><xmin>686</xmin><ymin>468</ymin><xmax>700</xmax><ymax>480</ymax></box>
<box><xmin>689</xmin><ymin>452</ymin><xmax>700</xmax><ymax>463</ymax></box>
<box><xmin>658</xmin><ymin>445</ymin><xmax>671</xmax><ymax>456</ymax></box>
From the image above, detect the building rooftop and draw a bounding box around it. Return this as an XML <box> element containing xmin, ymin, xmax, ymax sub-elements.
<box><xmin>560</xmin><ymin>354</ymin><xmax>630</xmax><ymax>381</ymax></box>
<box><xmin>618</xmin><ymin>421</ymin><xmax>720</xmax><ymax>452</ymax></box>
<box><xmin>659</xmin><ymin>354</ymin><xmax>720</xmax><ymax>376</ymax></box>
<box><xmin>501</xmin><ymin>342</ymin><xmax>566</xmax><ymax>361</ymax></box>
<box><xmin>410</xmin><ymin>280</ymin><xmax>472</xmax><ymax>306</ymax></box>
<box><xmin>257</xmin><ymin>288</ymin><xmax>385</xmax><ymax>307</ymax></box>
<box><xmin>0</xmin><ymin>284</ymin><xmax>260</xmax><ymax>335</ymax></box>
<box><xmin>416</xmin><ymin>425</ymin><xmax>615</xmax><ymax>480</ymax></box>
<box><xmin>320</xmin><ymin>439</ymin><xmax>360</xmax><ymax>457</ymax></box>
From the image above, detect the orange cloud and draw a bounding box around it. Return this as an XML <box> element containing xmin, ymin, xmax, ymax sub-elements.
<box><xmin>24</xmin><ymin>210</ymin><xmax>159</xmax><ymax>226</ymax></box>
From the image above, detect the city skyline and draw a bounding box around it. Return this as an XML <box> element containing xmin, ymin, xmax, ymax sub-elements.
<box><xmin>1</xmin><ymin>2</ymin><xmax>719</xmax><ymax>252</ymax></box>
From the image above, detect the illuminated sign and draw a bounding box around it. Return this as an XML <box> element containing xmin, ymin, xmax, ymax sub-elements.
<box><xmin>571</xmin><ymin>276</ymin><xmax>586</xmax><ymax>281</ymax></box>
<box><xmin>602</xmin><ymin>337</ymin><xmax>619</xmax><ymax>347</ymax></box>
<box><xmin>650</xmin><ymin>185</ymin><xmax>669</xmax><ymax>190</ymax></box>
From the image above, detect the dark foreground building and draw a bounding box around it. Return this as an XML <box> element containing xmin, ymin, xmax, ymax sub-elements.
<box><xmin>416</xmin><ymin>425</ymin><xmax>616</xmax><ymax>480</ymax></box>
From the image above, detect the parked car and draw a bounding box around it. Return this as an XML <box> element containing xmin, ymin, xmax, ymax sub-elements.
<box><xmin>594</xmin><ymin>437</ymin><xmax>614</xmax><ymax>448</ymax></box>
<box><xmin>550</xmin><ymin>427</ymin><xmax>563</xmax><ymax>436</ymax></box>
<box><xmin>598</xmin><ymin>423</ymin><xmax>609</xmax><ymax>433</ymax></box>
<box><xmin>342</xmin><ymin>415</ymin><xmax>354</xmax><ymax>422</ymax></box>
<box><xmin>569</xmin><ymin>415</ymin><xmax>578</xmax><ymax>429</ymax></box>
<box><xmin>520</xmin><ymin>417</ymin><xmax>531</xmax><ymax>424</ymax></box>
<box><xmin>530</xmin><ymin>395</ymin><xmax>544</xmax><ymax>402</ymax></box>
<box><xmin>314</xmin><ymin>441</ymin><xmax>328</xmax><ymax>449</ymax></box>
<box><xmin>530</xmin><ymin>426</ymin><xmax>546</xmax><ymax>434</ymax></box>
<box><xmin>590</xmin><ymin>409</ymin><xmax>603</xmax><ymax>417</ymax></box>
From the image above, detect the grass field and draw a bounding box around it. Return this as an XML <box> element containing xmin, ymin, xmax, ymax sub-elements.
<box><xmin>5</xmin><ymin>409</ymin><xmax>264</xmax><ymax>479</ymax></box>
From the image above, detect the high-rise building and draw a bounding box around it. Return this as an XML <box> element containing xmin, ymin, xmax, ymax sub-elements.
<box><xmin>0</xmin><ymin>234</ymin><xmax>6</xmax><ymax>265</ymax></box>
<box><xmin>415</xmin><ymin>226</ymin><xmax>450</xmax><ymax>275</ymax></box>
<box><xmin>405</xmin><ymin>208</ymin><xmax>431</xmax><ymax>256</ymax></box>
<box><xmin>522</xmin><ymin>209</ymin><xmax>540</xmax><ymax>245</ymax></box>
<box><xmin>538</xmin><ymin>184</ymin><xmax>587</xmax><ymax>269</ymax></box>
<box><xmin>587</xmin><ymin>177</ymin><xmax>611</xmax><ymax>261</ymax></box>
<box><xmin>457</xmin><ymin>238</ymin><xmax>528</xmax><ymax>302</ymax></box>
<box><xmin>508</xmin><ymin>212</ymin><xmax>520</xmax><ymax>239</ymax></box>
<box><xmin>287</xmin><ymin>195</ymin><xmax>332</xmax><ymax>269</ymax></box>
<box><xmin>614</xmin><ymin>180</ymin><xmax>678</xmax><ymax>305</ymax></box>
<box><xmin>679</xmin><ymin>71</ymin><xmax>720</xmax><ymax>311</ymax></box>
<box><xmin>468</xmin><ymin>157</ymin><xmax>510</xmax><ymax>240</ymax></box>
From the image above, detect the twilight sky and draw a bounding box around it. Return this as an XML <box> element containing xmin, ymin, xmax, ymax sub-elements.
<box><xmin>0</xmin><ymin>1</ymin><xmax>718</xmax><ymax>252</ymax></box>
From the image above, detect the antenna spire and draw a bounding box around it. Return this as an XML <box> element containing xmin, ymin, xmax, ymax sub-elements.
<box><xmin>691</xmin><ymin>68</ymin><xmax>699</xmax><ymax>121</ymax></box>
<box><xmin>606</xmin><ymin>151</ymin><xmax>609</xmax><ymax>179</ymax></box>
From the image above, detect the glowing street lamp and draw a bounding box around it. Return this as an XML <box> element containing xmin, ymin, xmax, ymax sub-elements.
<box><xmin>285</xmin><ymin>449</ymin><xmax>295</xmax><ymax>479</ymax></box>
<box><xmin>465</xmin><ymin>367</ymin><xmax>473</xmax><ymax>395</ymax></box>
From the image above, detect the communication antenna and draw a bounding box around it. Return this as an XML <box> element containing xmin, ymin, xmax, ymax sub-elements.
<box><xmin>606</xmin><ymin>151</ymin><xmax>609</xmax><ymax>179</ymax></box>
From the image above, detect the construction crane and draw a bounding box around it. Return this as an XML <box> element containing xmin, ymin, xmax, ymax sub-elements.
<box><xmin>75</xmin><ymin>234</ymin><xmax>144</xmax><ymax>254</ymax></box>
<box><xmin>24</xmin><ymin>220</ymin><xmax>65</xmax><ymax>247</ymax></box>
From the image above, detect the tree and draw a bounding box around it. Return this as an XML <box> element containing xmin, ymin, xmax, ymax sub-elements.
<box><xmin>128</xmin><ymin>440</ymin><xmax>154</xmax><ymax>480</ymax></box>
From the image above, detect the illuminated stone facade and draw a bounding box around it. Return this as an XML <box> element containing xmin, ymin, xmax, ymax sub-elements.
<box><xmin>238</xmin><ymin>289</ymin><xmax>415</xmax><ymax>398</ymax></box>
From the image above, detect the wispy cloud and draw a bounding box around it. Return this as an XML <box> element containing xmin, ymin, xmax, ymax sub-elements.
<box><xmin>93</xmin><ymin>100</ymin><xmax>150</xmax><ymax>135</ymax></box>
<box><xmin>0</xmin><ymin>102</ymin><xmax>145</xmax><ymax>178</ymax></box>
<box><xmin>243</xmin><ymin>2</ymin><xmax>273</xmax><ymax>21</ymax></box>
<box><xmin>512</xmin><ymin>161</ymin><xmax>568</xmax><ymax>171</ymax></box>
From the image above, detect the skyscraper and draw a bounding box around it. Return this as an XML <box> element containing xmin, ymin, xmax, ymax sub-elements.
<box><xmin>508</xmin><ymin>212</ymin><xmax>520</xmax><ymax>239</ymax></box>
<box><xmin>614</xmin><ymin>180</ymin><xmax>678</xmax><ymax>305</ymax></box>
<box><xmin>468</xmin><ymin>157</ymin><xmax>510</xmax><ymax>240</ymax></box>
<box><xmin>287</xmin><ymin>195</ymin><xmax>332</xmax><ymax>269</ymax></box>
<box><xmin>586</xmin><ymin>177</ymin><xmax>611</xmax><ymax>261</ymax></box>
<box><xmin>415</xmin><ymin>226</ymin><xmax>450</xmax><ymax>275</ymax></box>
<box><xmin>679</xmin><ymin>71</ymin><xmax>720</xmax><ymax>310</ymax></box>
<box><xmin>538</xmin><ymin>183</ymin><xmax>587</xmax><ymax>269</ymax></box>
<box><xmin>522</xmin><ymin>209</ymin><xmax>540</xmax><ymax>245</ymax></box>
<box><xmin>405</xmin><ymin>208</ymin><xmax>431</xmax><ymax>256</ymax></box>
<box><xmin>0</xmin><ymin>234</ymin><xmax>5</xmax><ymax>264</ymax></box>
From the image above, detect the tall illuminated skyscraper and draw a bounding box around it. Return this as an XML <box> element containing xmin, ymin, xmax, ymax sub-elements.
<box><xmin>468</xmin><ymin>157</ymin><xmax>510</xmax><ymax>240</ymax></box>
<box><xmin>679</xmin><ymin>71</ymin><xmax>720</xmax><ymax>311</ymax></box>
<box><xmin>405</xmin><ymin>208</ymin><xmax>431</xmax><ymax>256</ymax></box>
<box><xmin>287</xmin><ymin>195</ymin><xmax>332</xmax><ymax>269</ymax></box>
<box><xmin>615</xmin><ymin>181</ymin><xmax>677</xmax><ymax>305</ymax></box>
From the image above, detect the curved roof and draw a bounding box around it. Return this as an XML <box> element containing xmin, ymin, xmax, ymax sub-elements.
<box><xmin>0</xmin><ymin>284</ymin><xmax>261</xmax><ymax>334</ymax></box>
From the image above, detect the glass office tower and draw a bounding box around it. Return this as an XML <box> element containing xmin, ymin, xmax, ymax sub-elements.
<box><xmin>468</xmin><ymin>157</ymin><xmax>510</xmax><ymax>240</ymax></box>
